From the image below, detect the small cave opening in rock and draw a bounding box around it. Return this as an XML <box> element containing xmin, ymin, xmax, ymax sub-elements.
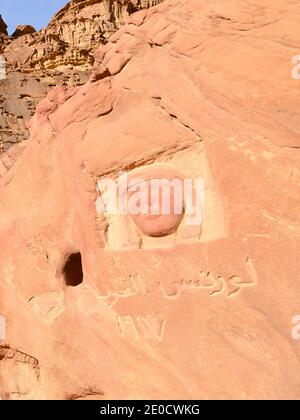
<box><xmin>63</xmin><ymin>253</ymin><xmax>83</xmax><ymax>287</ymax></box>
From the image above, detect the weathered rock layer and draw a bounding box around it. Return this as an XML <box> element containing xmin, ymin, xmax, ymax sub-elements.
<box><xmin>0</xmin><ymin>0</ymin><xmax>162</xmax><ymax>151</ymax></box>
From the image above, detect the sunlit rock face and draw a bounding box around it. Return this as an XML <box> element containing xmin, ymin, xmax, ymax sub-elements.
<box><xmin>0</xmin><ymin>0</ymin><xmax>300</xmax><ymax>400</ymax></box>
<box><xmin>0</xmin><ymin>0</ymin><xmax>163</xmax><ymax>151</ymax></box>
<box><xmin>12</xmin><ymin>25</ymin><xmax>36</xmax><ymax>38</ymax></box>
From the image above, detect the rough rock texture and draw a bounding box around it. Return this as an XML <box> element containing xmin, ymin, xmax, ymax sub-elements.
<box><xmin>0</xmin><ymin>0</ymin><xmax>300</xmax><ymax>400</ymax></box>
<box><xmin>0</xmin><ymin>0</ymin><xmax>162</xmax><ymax>151</ymax></box>
<box><xmin>0</xmin><ymin>15</ymin><xmax>7</xmax><ymax>35</ymax></box>
<box><xmin>12</xmin><ymin>25</ymin><xmax>36</xmax><ymax>39</ymax></box>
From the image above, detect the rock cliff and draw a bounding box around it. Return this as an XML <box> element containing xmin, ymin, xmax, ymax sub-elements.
<box><xmin>0</xmin><ymin>0</ymin><xmax>300</xmax><ymax>400</ymax></box>
<box><xmin>0</xmin><ymin>0</ymin><xmax>162</xmax><ymax>151</ymax></box>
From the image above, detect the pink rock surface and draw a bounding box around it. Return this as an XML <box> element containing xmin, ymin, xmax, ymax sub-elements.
<box><xmin>0</xmin><ymin>0</ymin><xmax>300</xmax><ymax>400</ymax></box>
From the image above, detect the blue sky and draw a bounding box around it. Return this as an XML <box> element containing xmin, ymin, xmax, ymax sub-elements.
<box><xmin>1</xmin><ymin>0</ymin><xmax>67</xmax><ymax>34</ymax></box>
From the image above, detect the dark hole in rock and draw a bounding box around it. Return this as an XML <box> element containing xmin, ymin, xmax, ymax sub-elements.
<box><xmin>63</xmin><ymin>253</ymin><xmax>83</xmax><ymax>287</ymax></box>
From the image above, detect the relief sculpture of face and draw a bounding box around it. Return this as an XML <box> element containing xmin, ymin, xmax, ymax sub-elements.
<box><xmin>126</xmin><ymin>167</ymin><xmax>185</xmax><ymax>238</ymax></box>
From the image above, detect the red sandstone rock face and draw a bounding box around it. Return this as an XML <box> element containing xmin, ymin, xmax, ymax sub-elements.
<box><xmin>12</xmin><ymin>25</ymin><xmax>36</xmax><ymax>38</ymax></box>
<box><xmin>0</xmin><ymin>0</ymin><xmax>162</xmax><ymax>150</ymax></box>
<box><xmin>0</xmin><ymin>0</ymin><xmax>300</xmax><ymax>400</ymax></box>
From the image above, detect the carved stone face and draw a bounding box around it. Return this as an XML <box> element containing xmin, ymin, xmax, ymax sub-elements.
<box><xmin>95</xmin><ymin>139</ymin><xmax>224</xmax><ymax>250</ymax></box>
<box><xmin>127</xmin><ymin>186</ymin><xmax>185</xmax><ymax>237</ymax></box>
<box><xmin>126</xmin><ymin>167</ymin><xmax>185</xmax><ymax>237</ymax></box>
